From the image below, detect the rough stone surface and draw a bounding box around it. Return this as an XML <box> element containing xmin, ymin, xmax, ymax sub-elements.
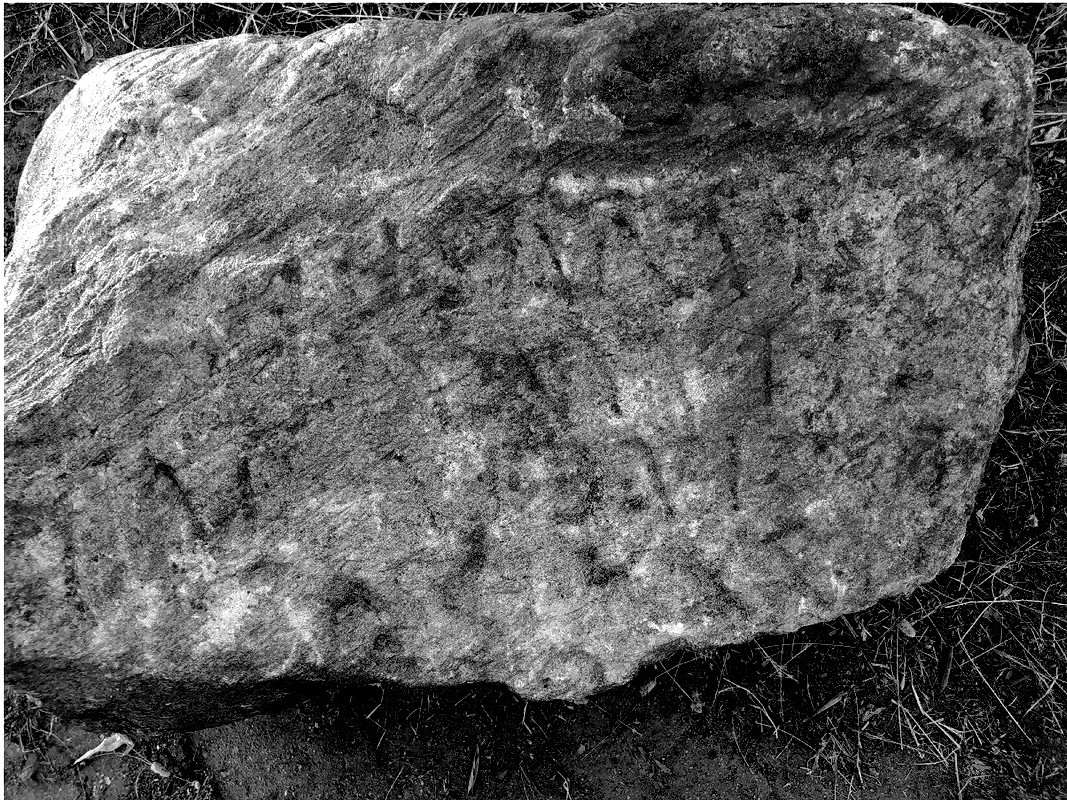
<box><xmin>4</xmin><ymin>5</ymin><xmax>1034</xmax><ymax>729</ymax></box>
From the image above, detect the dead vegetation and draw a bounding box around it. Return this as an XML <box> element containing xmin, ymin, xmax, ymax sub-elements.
<box><xmin>3</xmin><ymin>4</ymin><xmax>1065</xmax><ymax>799</ymax></box>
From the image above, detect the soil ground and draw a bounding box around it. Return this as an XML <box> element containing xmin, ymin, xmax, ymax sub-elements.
<box><xmin>4</xmin><ymin>4</ymin><xmax>1066</xmax><ymax>800</ymax></box>
<box><xmin>6</xmin><ymin>681</ymin><xmax>959</xmax><ymax>800</ymax></box>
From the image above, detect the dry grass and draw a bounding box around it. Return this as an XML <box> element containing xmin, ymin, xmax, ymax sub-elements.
<box><xmin>3</xmin><ymin>691</ymin><xmax>88</xmax><ymax>791</ymax></box>
<box><xmin>3</xmin><ymin>3</ymin><xmax>1065</xmax><ymax>799</ymax></box>
<box><xmin>3</xmin><ymin>689</ymin><xmax>215</xmax><ymax>799</ymax></box>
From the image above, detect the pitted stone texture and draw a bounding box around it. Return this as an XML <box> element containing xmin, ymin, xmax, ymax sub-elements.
<box><xmin>5</xmin><ymin>5</ymin><xmax>1033</xmax><ymax>729</ymax></box>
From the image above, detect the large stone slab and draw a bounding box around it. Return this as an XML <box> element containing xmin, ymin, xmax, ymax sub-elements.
<box><xmin>4</xmin><ymin>5</ymin><xmax>1034</xmax><ymax>729</ymax></box>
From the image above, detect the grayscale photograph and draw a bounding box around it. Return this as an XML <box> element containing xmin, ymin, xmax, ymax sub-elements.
<box><xmin>3</xmin><ymin>2</ymin><xmax>1065</xmax><ymax>798</ymax></box>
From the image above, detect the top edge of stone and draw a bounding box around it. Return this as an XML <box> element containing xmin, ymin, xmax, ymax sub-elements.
<box><xmin>10</xmin><ymin>2</ymin><xmax>1033</xmax><ymax>269</ymax></box>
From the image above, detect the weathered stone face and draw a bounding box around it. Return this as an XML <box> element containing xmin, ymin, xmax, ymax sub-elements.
<box><xmin>4</xmin><ymin>5</ymin><xmax>1033</xmax><ymax>729</ymax></box>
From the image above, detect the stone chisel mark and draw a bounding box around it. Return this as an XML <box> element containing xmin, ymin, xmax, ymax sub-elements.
<box><xmin>533</xmin><ymin>221</ymin><xmax>573</xmax><ymax>301</ymax></box>
<box><xmin>761</xmin><ymin>331</ymin><xmax>774</xmax><ymax>406</ymax></box>
<box><xmin>441</xmin><ymin>524</ymin><xmax>489</xmax><ymax>612</ymax></box>
<box><xmin>726</xmin><ymin>434</ymin><xmax>741</xmax><ymax>512</ymax></box>
<box><xmin>834</xmin><ymin>240</ymin><xmax>862</xmax><ymax>269</ymax></box>
<box><xmin>578</xmin><ymin>545</ymin><xmax>627</xmax><ymax>587</ymax></box>
<box><xmin>379</xmin><ymin>217</ymin><xmax>399</xmax><ymax>251</ymax></box>
<box><xmin>377</xmin><ymin>217</ymin><xmax>401</xmax><ymax>278</ymax></box>
<box><xmin>625</xmin><ymin>438</ymin><xmax>676</xmax><ymax>520</ymax></box>
<box><xmin>61</xmin><ymin>530</ymin><xmax>89</xmax><ymax>615</ymax></box>
<box><xmin>236</xmin><ymin>456</ymin><xmax>256</xmax><ymax>521</ymax></box>
<box><xmin>719</xmin><ymin>231</ymin><xmax>747</xmax><ymax>299</ymax></box>
<box><xmin>150</xmin><ymin>457</ymin><xmax>209</xmax><ymax>540</ymax></box>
